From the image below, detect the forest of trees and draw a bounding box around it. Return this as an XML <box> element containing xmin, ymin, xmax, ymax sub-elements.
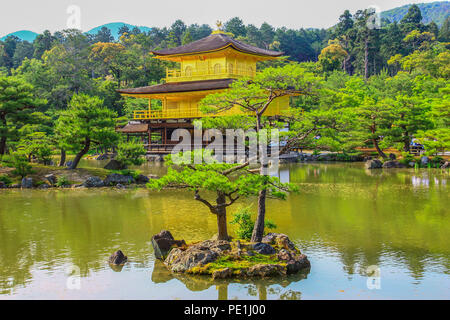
<box><xmin>0</xmin><ymin>5</ymin><xmax>449</xmax><ymax>166</ymax></box>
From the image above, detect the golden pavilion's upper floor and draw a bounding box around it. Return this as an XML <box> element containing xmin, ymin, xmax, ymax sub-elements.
<box><xmin>117</xmin><ymin>31</ymin><xmax>287</xmax><ymax>121</ymax></box>
<box><xmin>152</xmin><ymin>32</ymin><xmax>283</xmax><ymax>83</ymax></box>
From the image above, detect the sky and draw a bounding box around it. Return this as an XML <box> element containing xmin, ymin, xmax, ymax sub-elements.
<box><xmin>0</xmin><ymin>0</ymin><xmax>441</xmax><ymax>36</ymax></box>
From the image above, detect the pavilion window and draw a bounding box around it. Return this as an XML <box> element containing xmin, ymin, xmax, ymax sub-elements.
<box><xmin>228</xmin><ymin>63</ymin><xmax>234</xmax><ymax>74</ymax></box>
<box><xmin>185</xmin><ymin>66</ymin><xmax>192</xmax><ymax>77</ymax></box>
<box><xmin>214</xmin><ymin>63</ymin><xmax>222</xmax><ymax>74</ymax></box>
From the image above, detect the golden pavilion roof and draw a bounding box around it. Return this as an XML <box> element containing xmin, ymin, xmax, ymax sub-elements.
<box><xmin>151</xmin><ymin>33</ymin><xmax>283</xmax><ymax>57</ymax></box>
<box><xmin>117</xmin><ymin>78</ymin><xmax>234</xmax><ymax>95</ymax></box>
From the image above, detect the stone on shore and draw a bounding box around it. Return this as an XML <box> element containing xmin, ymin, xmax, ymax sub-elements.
<box><xmin>135</xmin><ymin>174</ymin><xmax>150</xmax><ymax>184</ymax></box>
<box><xmin>262</xmin><ymin>233</ymin><xmax>297</xmax><ymax>251</ymax></box>
<box><xmin>83</xmin><ymin>176</ymin><xmax>104</xmax><ymax>188</ymax></box>
<box><xmin>247</xmin><ymin>264</ymin><xmax>285</xmax><ymax>277</ymax></box>
<box><xmin>382</xmin><ymin>160</ymin><xmax>406</xmax><ymax>168</ymax></box>
<box><xmin>212</xmin><ymin>268</ymin><xmax>232</xmax><ymax>280</ymax></box>
<box><xmin>44</xmin><ymin>174</ymin><xmax>57</xmax><ymax>186</ymax></box>
<box><xmin>365</xmin><ymin>159</ymin><xmax>383</xmax><ymax>169</ymax></box>
<box><xmin>21</xmin><ymin>177</ymin><xmax>33</xmax><ymax>189</ymax></box>
<box><xmin>152</xmin><ymin>230</ymin><xmax>187</xmax><ymax>260</ymax></box>
<box><xmin>109</xmin><ymin>250</ymin><xmax>128</xmax><ymax>265</ymax></box>
<box><xmin>164</xmin><ymin>240</ymin><xmax>230</xmax><ymax>273</ymax></box>
<box><xmin>277</xmin><ymin>249</ymin><xmax>311</xmax><ymax>274</ymax></box>
<box><xmin>441</xmin><ymin>161</ymin><xmax>449</xmax><ymax>169</ymax></box>
<box><xmin>104</xmin><ymin>173</ymin><xmax>135</xmax><ymax>186</ymax></box>
<box><xmin>252</xmin><ymin>242</ymin><xmax>276</xmax><ymax>255</ymax></box>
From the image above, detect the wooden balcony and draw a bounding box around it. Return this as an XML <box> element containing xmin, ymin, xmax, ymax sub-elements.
<box><xmin>165</xmin><ymin>66</ymin><xmax>256</xmax><ymax>83</ymax></box>
<box><xmin>134</xmin><ymin>103</ymin><xmax>286</xmax><ymax>121</ymax></box>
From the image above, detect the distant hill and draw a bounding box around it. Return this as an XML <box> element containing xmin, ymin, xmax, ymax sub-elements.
<box><xmin>381</xmin><ymin>1</ymin><xmax>449</xmax><ymax>26</ymax></box>
<box><xmin>0</xmin><ymin>30</ymin><xmax>38</xmax><ymax>42</ymax></box>
<box><xmin>0</xmin><ymin>22</ymin><xmax>151</xmax><ymax>42</ymax></box>
<box><xmin>86</xmin><ymin>22</ymin><xmax>152</xmax><ymax>40</ymax></box>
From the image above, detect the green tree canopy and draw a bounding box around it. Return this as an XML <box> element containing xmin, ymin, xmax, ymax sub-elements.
<box><xmin>55</xmin><ymin>93</ymin><xmax>118</xmax><ymax>169</ymax></box>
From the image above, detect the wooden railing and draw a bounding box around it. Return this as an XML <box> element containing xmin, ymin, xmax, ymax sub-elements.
<box><xmin>165</xmin><ymin>66</ymin><xmax>257</xmax><ymax>83</ymax></box>
<box><xmin>134</xmin><ymin>103</ymin><xmax>285</xmax><ymax>120</ymax></box>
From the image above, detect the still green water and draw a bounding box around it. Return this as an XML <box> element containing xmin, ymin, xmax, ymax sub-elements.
<box><xmin>0</xmin><ymin>162</ymin><xmax>448</xmax><ymax>299</ymax></box>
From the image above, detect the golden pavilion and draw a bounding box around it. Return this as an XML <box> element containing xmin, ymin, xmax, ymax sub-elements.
<box><xmin>117</xmin><ymin>28</ymin><xmax>289</xmax><ymax>154</ymax></box>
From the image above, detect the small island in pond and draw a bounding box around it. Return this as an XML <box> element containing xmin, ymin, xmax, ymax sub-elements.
<box><xmin>150</xmin><ymin>230</ymin><xmax>310</xmax><ymax>279</ymax></box>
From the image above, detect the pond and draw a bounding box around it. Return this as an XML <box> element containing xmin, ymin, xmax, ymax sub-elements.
<box><xmin>0</xmin><ymin>162</ymin><xmax>449</xmax><ymax>299</ymax></box>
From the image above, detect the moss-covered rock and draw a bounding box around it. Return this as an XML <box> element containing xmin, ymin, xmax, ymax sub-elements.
<box><xmin>162</xmin><ymin>235</ymin><xmax>310</xmax><ymax>279</ymax></box>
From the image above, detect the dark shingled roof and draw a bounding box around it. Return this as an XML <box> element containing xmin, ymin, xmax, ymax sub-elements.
<box><xmin>117</xmin><ymin>78</ymin><xmax>234</xmax><ymax>95</ymax></box>
<box><xmin>152</xmin><ymin>33</ymin><xmax>283</xmax><ymax>57</ymax></box>
<box><xmin>116</xmin><ymin>123</ymin><xmax>149</xmax><ymax>133</ymax></box>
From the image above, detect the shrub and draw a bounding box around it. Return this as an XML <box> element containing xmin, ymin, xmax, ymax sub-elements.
<box><xmin>399</xmin><ymin>152</ymin><xmax>417</xmax><ymax>166</ymax></box>
<box><xmin>111</xmin><ymin>169</ymin><xmax>141</xmax><ymax>179</ymax></box>
<box><xmin>11</xmin><ymin>152</ymin><xmax>34</xmax><ymax>179</ymax></box>
<box><xmin>430</xmin><ymin>156</ymin><xmax>444</xmax><ymax>167</ymax></box>
<box><xmin>230</xmin><ymin>207</ymin><xmax>277</xmax><ymax>240</ymax></box>
<box><xmin>0</xmin><ymin>175</ymin><xmax>12</xmax><ymax>186</ymax></box>
<box><xmin>0</xmin><ymin>154</ymin><xmax>14</xmax><ymax>166</ymax></box>
<box><xmin>56</xmin><ymin>175</ymin><xmax>70</xmax><ymax>187</ymax></box>
<box><xmin>116</xmin><ymin>139</ymin><xmax>146</xmax><ymax>168</ymax></box>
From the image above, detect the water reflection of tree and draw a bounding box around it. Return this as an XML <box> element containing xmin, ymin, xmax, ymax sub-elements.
<box><xmin>151</xmin><ymin>260</ymin><xmax>308</xmax><ymax>300</ymax></box>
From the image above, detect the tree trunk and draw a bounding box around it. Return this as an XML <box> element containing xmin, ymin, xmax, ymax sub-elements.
<box><xmin>251</xmin><ymin>113</ymin><xmax>268</xmax><ymax>243</ymax></box>
<box><xmin>69</xmin><ymin>138</ymin><xmax>90</xmax><ymax>170</ymax></box>
<box><xmin>59</xmin><ymin>149</ymin><xmax>66</xmax><ymax>167</ymax></box>
<box><xmin>0</xmin><ymin>136</ymin><xmax>6</xmax><ymax>156</ymax></box>
<box><xmin>216</xmin><ymin>193</ymin><xmax>229</xmax><ymax>241</ymax></box>
<box><xmin>0</xmin><ymin>116</ymin><xmax>7</xmax><ymax>155</ymax></box>
<box><xmin>251</xmin><ymin>187</ymin><xmax>267</xmax><ymax>243</ymax></box>
<box><xmin>373</xmin><ymin>138</ymin><xmax>387</xmax><ymax>159</ymax></box>
<box><xmin>403</xmin><ymin>132</ymin><xmax>410</xmax><ymax>153</ymax></box>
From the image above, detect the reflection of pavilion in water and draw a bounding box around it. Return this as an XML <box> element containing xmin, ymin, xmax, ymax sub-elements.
<box><xmin>150</xmin><ymin>260</ymin><xmax>308</xmax><ymax>300</ymax></box>
<box><xmin>411</xmin><ymin>173</ymin><xmax>447</xmax><ymax>188</ymax></box>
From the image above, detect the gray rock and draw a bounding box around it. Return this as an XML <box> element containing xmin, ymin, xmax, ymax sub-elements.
<box><xmin>44</xmin><ymin>174</ymin><xmax>57</xmax><ymax>186</ymax></box>
<box><xmin>109</xmin><ymin>250</ymin><xmax>127</xmax><ymax>265</ymax></box>
<box><xmin>83</xmin><ymin>176</ymin><xmax>104</xmax><ymax>188</ymax></box>
<box><xmin>10</xmin><ymin>184</ymin><xmax>21</xmax><ymax>189</ymax></box>
<box><xmin>103</xmin><ymin>160</ymin><xmax>125</xmax><ymax>170</ymax></box>
<box><xmin>389</xmin><ymin>153</ymin><xmax>397</xmax><ymax>160</ymax></box>
<box><xmin>441</xmin><ymin>161</ymin><xmax>449</xmax><ymax>169</ymax></box>
<box><xmin>246</xmin><ymin>264</ymin><xmax>285</xmax><ymax>277</ymax></box>
<box><xmin>66</xmin><ymin>161</ymin><xmax>73</xmax><ymax>167</ymax></box>
<box><xmin>115</xmin><ymin>183</ymin><xmax>126</xmax><ymax>189</ymax></box>
<box><xmin>365</xmin><ymin>159</ymin><xmax>383</xmax><ymax>169</ymax></box>
<box><xmin>164</xmin><ymin>240</ymin><xmax>231</xmax><ymax>273</ymax></box>
<box><xmin>382</xmin><ymin>160</ymin><xmax>406</xmax><ymax>168</ymax></box>
<box><xmin>151</xmin><ymin>230</ymin><xmax>186</xmax><ymax>260</ymax></box>
<box><xmin>21</xmin><ymin>177</ymin><xmax>33</xmax><ymax>189</ymax></box>
<box><xmin>104</xmin><ymin>173</ymin><xmax>135</xmax><ymax>186</ymax></box>
<box><xmin>0</xmin><ymin>181</ymin><xmax>6</xmax><ymax>189</ymax></box>
<box><xmin>252</xmin><ymin>242</ymin><xmax>276</xmax><ymax>255</ymax></box>
<box><xmin>135</xmin><ymin>174</ymin><xmax>150</xmax><ymax>184</ymax></box>
<box><xmin>277</xmin><ymin>249</ymin><xmax>311</xmax><ymax>274</ymax></box>
<box><xmin>409</xmin><ymin>161</ymin><xmax>416</xmax><ymax>167</ymax></box>
<box><xmin>262</xmin><ymin>233</ymin><xmax>296</xmax><ymax>251</ymax></box>
<box><xmin>212</xmin><ymin>268</ymin><xmax>232</xmax><ymax>280</ymax></box>
<box><xmin>38</xmin><ymin>183</ymin><xmax>51</xmax><ymax>189</ymax></box>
